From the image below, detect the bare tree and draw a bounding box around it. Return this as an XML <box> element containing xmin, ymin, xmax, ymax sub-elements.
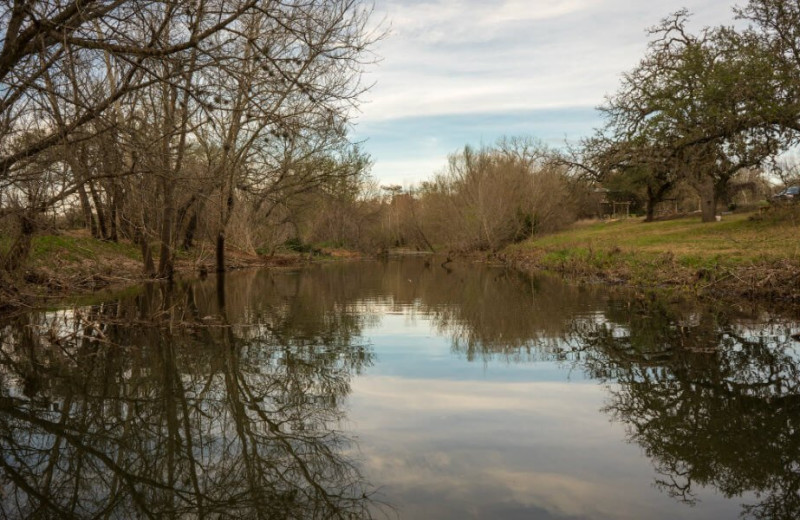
<box><xmin>0</xmin><ymin>0</ymin><xmax>379</xmax><ymax>277</ymax></box>
<box><xmin>0</xmin><ymin>0</ymin><xmax>261</xmax><ymax>178</ymax></box>
<box><xmin>192</xmin><ymin>0</ymin><xmax>378</xmax><ymax>272</ymax></box>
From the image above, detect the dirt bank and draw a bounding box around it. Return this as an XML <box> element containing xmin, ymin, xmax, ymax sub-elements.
<box><xmin>501</xmin><ymin>248</ymin><xmax>800</xmax><ymax>303</ymax></box>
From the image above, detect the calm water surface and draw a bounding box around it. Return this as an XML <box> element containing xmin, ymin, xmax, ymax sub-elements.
<box><xmin>1</xmin><ymin>258</ymin><xmax>798</xmax><ymax>519</ymax></box>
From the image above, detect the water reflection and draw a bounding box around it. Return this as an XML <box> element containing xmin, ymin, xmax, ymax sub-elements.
<box><xmin>428</xmin><ymin>271</ymin><xmax>800</xmax><ymax>519</ymax></box>
<box><xmin>418</xmin><ymin>263</ymin><xmax>800</xmax><ymax>519</ymax></box>
<box><xmin>0</xmin><ymin>275</ymin><xmax>377</xmax><ymax>519</ymax></box>
<box><xmin>1</xmin><ymin>259</ymin><xmax>799</xmax><ymax>519</ymax></box>
<box><xmin>573</xmin><ymin>299</ymin><xmax>800</xmax><ymax>520</ymax></box>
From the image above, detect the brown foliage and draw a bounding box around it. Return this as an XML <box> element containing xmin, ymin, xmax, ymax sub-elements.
<box><xmin>404</xmin><ymin>140</ymin><xmax>580</xmax><ymax>252</ymax></box>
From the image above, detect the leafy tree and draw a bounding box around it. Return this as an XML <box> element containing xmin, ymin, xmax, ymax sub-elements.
<box><xmin>736</xmin><ymin>0</ymin><xmax>800</xmax><ymax>135</ymax></box>
<box><xmin>581</xmin><ymin>135</ymin><xmax>676</xmax><ymax>221</ymax></box>
<box><xmin>598</xmin><ymin>10</ymin><xmax>789</xmax><ymax>222</ymax></box>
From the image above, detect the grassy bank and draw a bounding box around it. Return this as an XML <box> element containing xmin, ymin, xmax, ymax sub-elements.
<box><xmin>504</xmin><ymin>209</ymin><xmax>800</xmax><ymax>302</ymax></box>
<box><xmin>0</xmin><ymin>230</ymin><xmax>334</xmax><ymax>312</ymax></box>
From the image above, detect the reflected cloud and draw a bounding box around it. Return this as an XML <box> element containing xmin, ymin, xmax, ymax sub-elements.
<box><xmin>349</xmin><ymin>376</ymin><xmax>718</xmax><ymax>520</ymax></box>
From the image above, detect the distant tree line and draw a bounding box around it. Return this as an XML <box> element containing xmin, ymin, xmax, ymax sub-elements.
<box><xmin>271</xmin><ymin>137</ymin><xmax>588</xmax><ymax>254</ymax></box>
<box><xmin>371</xmin><ymin>138</ymin><xmax>586</xmax><ymax>253</ymax></box>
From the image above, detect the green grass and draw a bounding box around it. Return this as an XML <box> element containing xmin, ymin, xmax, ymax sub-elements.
<box><xmin>506</xmin><ymin>210</ymin><xmax>800</xmax><ymax>287</ymax></box>
<box><xmin>28</xmin><ymin>234</ymin><xmax>141</xmax><ymax>265</ymax></box>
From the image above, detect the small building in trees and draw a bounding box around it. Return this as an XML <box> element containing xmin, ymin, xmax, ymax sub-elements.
<box><xmin>594</xmin><ymin>187</ymin><xmax>636</xmax><ymax>219</ymax></box>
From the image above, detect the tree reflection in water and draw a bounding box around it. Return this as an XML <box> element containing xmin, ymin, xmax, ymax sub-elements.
<box><xmin>573</xmin><ymin>299</ymin><xmax>800</xmax><ymax>520</ymax></box>
<box><xmin>429</xmin><ymin>272</ymin><xmax>800</xmax><ymax>520</ymax></box>
<box><xmin>0</xmin><ymin>274</ymin><xmax>378</xmax><ymax>519</ymax></box>
<box><xmin>1</xmin><ymin>259</ymin><xmax>799</xmax><ymax>519</ymax></box>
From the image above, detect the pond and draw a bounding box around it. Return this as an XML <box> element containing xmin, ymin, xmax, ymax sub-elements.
<box><xmin>0</xmin><ymin>258</ymin><xmax>798</xmax><ymax>519</ymax></box>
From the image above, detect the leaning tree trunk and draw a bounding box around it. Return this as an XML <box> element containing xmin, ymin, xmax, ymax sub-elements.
<box><xmin>176</xmin><ymin>194</ymin><xmax>203</xmax><ymax>251</ymax></box>
<box><xmin>182</xmin><ymin>212</ymin><xmax>197</xmax><ymax>251</ymax></box>
<box><xmin>87</xmin><ymin>180</ymin><xmax>109</xmax><ymax>239</ymax></box>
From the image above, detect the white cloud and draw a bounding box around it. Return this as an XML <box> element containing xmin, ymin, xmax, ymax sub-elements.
<box><xmin>360</xmin><ymin>0</ymin><xmax>736</xmax><ymax>122</ymax></box>
<box><xmin>365</xmin><ymin>157</ymin><xmax>447</xmax><ymax>186</ymax></box>
<box><xmin>486</xmin><ymin>0</ymin><xmax>595</xmax><ymax>24</ymax></box>
<box><xmin>357</xmin><ymin>0</ymin><xmax>737</xmax><ymax>182</ymax></box>
<box><xmin>348</xmin><ymin>375</ymin><xmax>745</xmax><ymax>519</ymax></box>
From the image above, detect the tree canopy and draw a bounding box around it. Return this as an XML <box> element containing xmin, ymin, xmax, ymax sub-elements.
<box><xmin>587</xmin><ymin>3</ymin><xmax>800</xmax><ymax>222</ymax></box>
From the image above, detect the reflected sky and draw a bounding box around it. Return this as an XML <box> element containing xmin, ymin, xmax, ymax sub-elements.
<box><xmin>347</xmin><ymin>309</ymin><xmax>748</xmax><ymax>520</ymax></box>
<box><xmin>357</xmin><ymin>313</ymin><xmax>588</xmax><ymax>383</ymax></box>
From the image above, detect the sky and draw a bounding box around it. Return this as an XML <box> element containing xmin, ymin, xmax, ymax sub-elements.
<box><xmin>351</xmin><ymin>0</ymin><xmax>739</xmax><ymax>187</ymax></box>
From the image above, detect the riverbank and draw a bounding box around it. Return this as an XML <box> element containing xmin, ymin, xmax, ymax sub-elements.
<box><xmin>5</xmin><ymin>209</ymin><xmax>800</xmax><ymax>312</ymax></box>
<box><xmin>502</xmin><ymin>209</ymin><xmax>800</xmax><ymax>303</ymax></box>
<box><xmin>0</xmin><ymin>230</ymin><xmax>352</xmax><ymax>313</ymax></box>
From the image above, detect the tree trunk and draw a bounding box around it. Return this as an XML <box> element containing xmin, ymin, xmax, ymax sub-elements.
<box><xmin>216</xmin><ymin>232</ymin><xmax>225</xmax><ymax>273</ymax></box>
<box><xmin>118</xmin><ymin>211</ymin><xmax>133</xmax><ymax>240</ymax></box>
<box><xmin>141</xmin><ymin>240</ymin><xmax>156</xmax><ymax>277</ymax></box>
<box><xmin>157</xmin><ymin>178</ymin><xmax>175</xmax><ymax>279</ymax></box>
<box><xmin>645</xmin><ymin>189</ymin><xmax>657</xmax><ymax>222</ymax></box>
<box><xmin>67</xmin><ymin>153</ymin><xmax>100</xmax><ymax>237</ymax></box>
<box><xmin>108</xmin><ymin>184</ymin><xmax>119</xmax><ymax>242</ymax></box>
<box><xmin>645</xmin><ymin>202</ymin><xmax>656</xmax><ymax>222</ymax></box>
<box><xmin>215</xmin><ymin>191</ymin><xmax>234</xmax><ymax>274</ymax></box>
<box><xmin>136</xmin><ymin>226</ymin><xmax>155</xmax><ymax>277</ymax></box>
<box><xmin>77</xmin><ymin>184</ymin><xmax>98</xmax><ymax>236</ymax></box>
<box><xmin>644</xmin><ymin>182</ymin><xmax>674</xmax><ymax>223</ymax></box>
<box><xmin>176</xmin><ymin>194</ymin><xmax>200</xmax><ymax>251</ymax></box>
<box><xmin>697</xmin><ymin>176</ymin><xmax>717</xmax><ymax>223</ymax></box>
<box><xmin>87</xmin><ymin>181</ymin><xmax>109</xmax><ymax>239</ymax></box>
<box><xmin>182</xmin><ymin>212</ymin><xmax>197</xmax><ymax>251</ymax></box>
